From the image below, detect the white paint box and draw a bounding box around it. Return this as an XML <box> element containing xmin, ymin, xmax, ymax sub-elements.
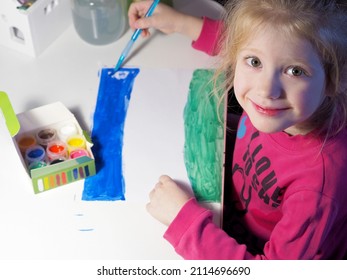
<box><xmin>0</xmin><ymin>0</ymin><xmax>71</xmax><ymax>57</ymax></box>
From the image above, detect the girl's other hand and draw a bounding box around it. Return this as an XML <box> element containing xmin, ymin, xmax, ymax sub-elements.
<box><xmin>146</xmin><ymin>175</ymin><xmax>192</xmax><ymax>226</ymax></box>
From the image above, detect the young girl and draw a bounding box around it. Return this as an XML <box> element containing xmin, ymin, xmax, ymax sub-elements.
<box><xmin>129</xmin><ymin>0</ymin><xmax>347</xmax><ymax>259</ymax></box>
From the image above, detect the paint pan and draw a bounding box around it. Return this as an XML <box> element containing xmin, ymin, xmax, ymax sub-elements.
<box><xmin>28</xmin><ymin>160</ymin><xmax>47</xmax><ymax>171</ymax></box>
<box><xmin>17</xmin><ymin>133</ymin><xmax>37</xmax><ymax>155</ymax></box>
<box><xmin>57</xmin><ymin>123</ymin><xmax>78</xmax><ymax>141</ymax></box>
<box><xmin>69</xmin><ymin>148</ymin><xmax>89</xmax><ymax>159</ymax></box>
<box><xmin>66</xmin><ymin>134</ymin><xmax>86</xmax><ymax>153</ymax></box>
<box><xmin>50</xmin><ymin>158</ymin><xmax>66</xmax><ymax>165</ymax></box>
<box><xmin>25</xmin><ymin>145</ymin><xmax>46</xmax><ymax>165</ymax></box>
<box><xmin>46</xmin><ymin>140</ymin><xmax>67</xmax><ymax>162</ymax></box>
<box><xmin>36</xmin><ymin>128</ymin><xmax>57</xmax><ymax>148</ymax></box>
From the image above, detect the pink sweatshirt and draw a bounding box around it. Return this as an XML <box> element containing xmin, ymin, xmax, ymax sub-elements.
<box><xmin>191</xmin><ymin>17</ymin><xmax>222</xmax><ymax>56</ymax></box>
<box><xmin>164</xmin><ymin>18</ymin><xmax>347</xmax><ymax>259</ymax></box>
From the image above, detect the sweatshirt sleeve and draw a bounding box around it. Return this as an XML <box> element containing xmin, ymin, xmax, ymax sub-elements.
<box><xmin>262</xmin><ymin>190</ymin><xmax>339</xmax><ymax>259</ymax></box>
<box><xmin>191</xmin><ymin>17</ymin><xmax>223</xmax><ymax>56</ymax></box>
<box><xmin>164</xmin><ymin>192</ymin><xmax>339</xmax><ymax>260</ymax></box>
<box><xmin>164</xmin><ymin>198</ymin><xmax>254</xmax><ymax>260</ymax></box>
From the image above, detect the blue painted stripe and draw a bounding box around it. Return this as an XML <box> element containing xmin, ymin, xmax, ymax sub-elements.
<box><xmin>82</xmin><ymin>68</ymin><xmax>140</xmax><ymax>201</ymax></box>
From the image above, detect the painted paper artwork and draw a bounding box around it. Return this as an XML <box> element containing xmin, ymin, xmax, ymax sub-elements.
<box><xmin>183</xmin><ymin>69</ymin><xmax>225</xmax><ymax>202</ymax></box>
<box><xmin>83</xmin><ymin>68</ymin><xmax>140</xmax><ymax>201</ymax></box>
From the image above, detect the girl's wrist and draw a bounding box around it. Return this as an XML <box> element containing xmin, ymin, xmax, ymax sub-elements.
<box><xmin>178</xmin><ymin>15</ymin><xmax>204</xmax><ymax>41</ymax></box>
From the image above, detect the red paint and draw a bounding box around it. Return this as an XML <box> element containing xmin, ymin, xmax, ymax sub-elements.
<box><xmin>47</xmin><ymin>141</ymin><xmax>67</xmax><ymax>162</ymax></box>
<box><xmin>49</xmin><ymin>144</ymin><xmax>65</xmax><ymax>153</ymax></box>
<box><xmin>62</xmin><ymin>172</ymin><xmax>67</xmax><ymax>184</ymax></box>
<box><xmin>56</xmin><ymin>174</ymin><xmax>61</xmax><ymax>186</ymax></box>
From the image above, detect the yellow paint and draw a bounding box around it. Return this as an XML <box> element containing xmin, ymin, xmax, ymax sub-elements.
<box><xmin>44</xmin><ymin>177</ymin><xmax>50</xmax><ymax>190</ymax></box>
<box><xmin>67</xmin><ymin>135</ymin><xmax>86</xmax><ymax>152</ymax></box>
<box><xmin>68</xmin><ymin>138</ymin><xmax>84</xmax><ymax>146</ymax></box>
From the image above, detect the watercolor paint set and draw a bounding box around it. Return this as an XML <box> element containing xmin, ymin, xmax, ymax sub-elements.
<box><xmin>0</xmin><ymin>92</ymin><xmax>95</xmax><ymax>194</ymax></box>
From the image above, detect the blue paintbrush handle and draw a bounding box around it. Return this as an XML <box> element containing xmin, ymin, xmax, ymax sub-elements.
<box><xmin>114</xmin><ymin>0</ymin><xmax>160</xmax><ymax>71</ymax></box>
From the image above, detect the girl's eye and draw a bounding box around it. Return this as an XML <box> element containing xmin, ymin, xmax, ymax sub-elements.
<box><xmin>287</xmin><ymin>66</ymin><xmax>306</xmax><ymax>77</ymax></box>
<box><xmin>246</xmin><ymin>57</ymin><xmax>262</xmax><ymax>68</ymax></box>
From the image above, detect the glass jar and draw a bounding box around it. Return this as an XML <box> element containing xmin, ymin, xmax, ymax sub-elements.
<box><xmin>71</xmin><ymin>0</ymin><xmax>128</xmax><ymax>45</ymax></box>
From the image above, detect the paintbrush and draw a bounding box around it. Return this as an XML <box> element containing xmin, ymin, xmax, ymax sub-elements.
<box><xmin>114</xmin><ymin>0</ymin><xmax>160</xmax><ymax>71</ymax></box>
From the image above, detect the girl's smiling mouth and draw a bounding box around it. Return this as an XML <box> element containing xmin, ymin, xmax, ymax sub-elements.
<box><xmin>251</xmin><ymin>100</ymin><xmax>290</xmax><ymax>116</ymax></box>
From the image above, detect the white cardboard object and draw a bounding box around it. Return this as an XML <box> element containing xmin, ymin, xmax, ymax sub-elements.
<box><xmin>0</xmin><ymin>0</ymin><xmax>71</xmax><ymax>56</ymax></box>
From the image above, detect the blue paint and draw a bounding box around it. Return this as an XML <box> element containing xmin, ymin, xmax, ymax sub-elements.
<box><xmin>237</xmin><ymin>116</ymin><xmax>247</xmax><ymax>139</ymax></box>
<box><xmin>83</xmin><ymin>68</ymin><xmax>140</xmax><ymax>201</ymax></box>
<box><xmin>84</xmin><ymin>165</ymin><xmax>90</xmax><ymax>177</ymax></box>
<box><xmin>28</xmin><ymin>148</ymin><xmax>44</xmax><ymax>158</ymax></box>
<box><xmin>73</xmin><ymin>168</ymin><xmax>78</xmax><ymax>180</ymax></box>
<box><xmin>25</xmin><ymin>145</ymin><xmax>46</xmax><ymax>164</ymax></box>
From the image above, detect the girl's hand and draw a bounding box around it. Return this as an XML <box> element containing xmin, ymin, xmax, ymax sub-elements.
<box><xmin>128</xmin><ymin>1</ymin><xmax>203</xmax><ymax>40</ymax></box>
<box><xmin>146</xmin><ymin>175</ymin><xmax>192</xmax><ymax>226</ymax></box>
<box><xmin>128</xmin><ymin>1</ymin><xmax>184</xmax><ymax>37</ymax></box>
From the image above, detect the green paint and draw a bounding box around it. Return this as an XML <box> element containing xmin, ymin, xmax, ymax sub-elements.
<box><xmin>183</xmin><ymin>69</ymin><xmax>225</xmax><ymax>202</ymax></box>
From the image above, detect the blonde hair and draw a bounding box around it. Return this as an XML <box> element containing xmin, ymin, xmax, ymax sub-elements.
<box><xmin>215</xmin><ymin>0</ymin><xmax>347</xmax><ymax>138</ymax></box>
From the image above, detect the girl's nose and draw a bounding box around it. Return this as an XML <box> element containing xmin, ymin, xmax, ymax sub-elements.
<box><xmin>257</xmin><ymin>71</ymin><xmax>283</xmax><ymax>99</ymax></box>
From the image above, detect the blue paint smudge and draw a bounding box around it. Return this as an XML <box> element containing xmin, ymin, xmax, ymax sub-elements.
<box><xmin>78</xmin><ymin>229</ymin><xmax>94</xmax><ymax>232</ymax></box>
<box><xmin>83</xmin><ymin>68</ymin><xmax>140</xmax><ymax>201</ymax></box>
<box><xmin>237</xmin><ymin>116</ymin><xmax>247</xmax><ymax>139</ymax></box>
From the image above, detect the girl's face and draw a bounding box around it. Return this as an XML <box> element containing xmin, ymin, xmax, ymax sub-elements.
<box><xmin>233</xmin><ymin>26</ymin><xmax>326</xmax><ymax>135</ymax></box>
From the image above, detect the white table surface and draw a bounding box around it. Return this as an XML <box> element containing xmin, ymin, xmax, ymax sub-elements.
<box><xmin>0</xmin><ymin>0</ymin><xmax>223</xmax><ymax>260</ymax></box>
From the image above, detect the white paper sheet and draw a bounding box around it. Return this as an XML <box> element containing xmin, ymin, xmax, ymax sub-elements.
<box><xmin>123</xmin><ymin>68</ymin><xmax>194</xmax><ymax>202</ymax></box>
